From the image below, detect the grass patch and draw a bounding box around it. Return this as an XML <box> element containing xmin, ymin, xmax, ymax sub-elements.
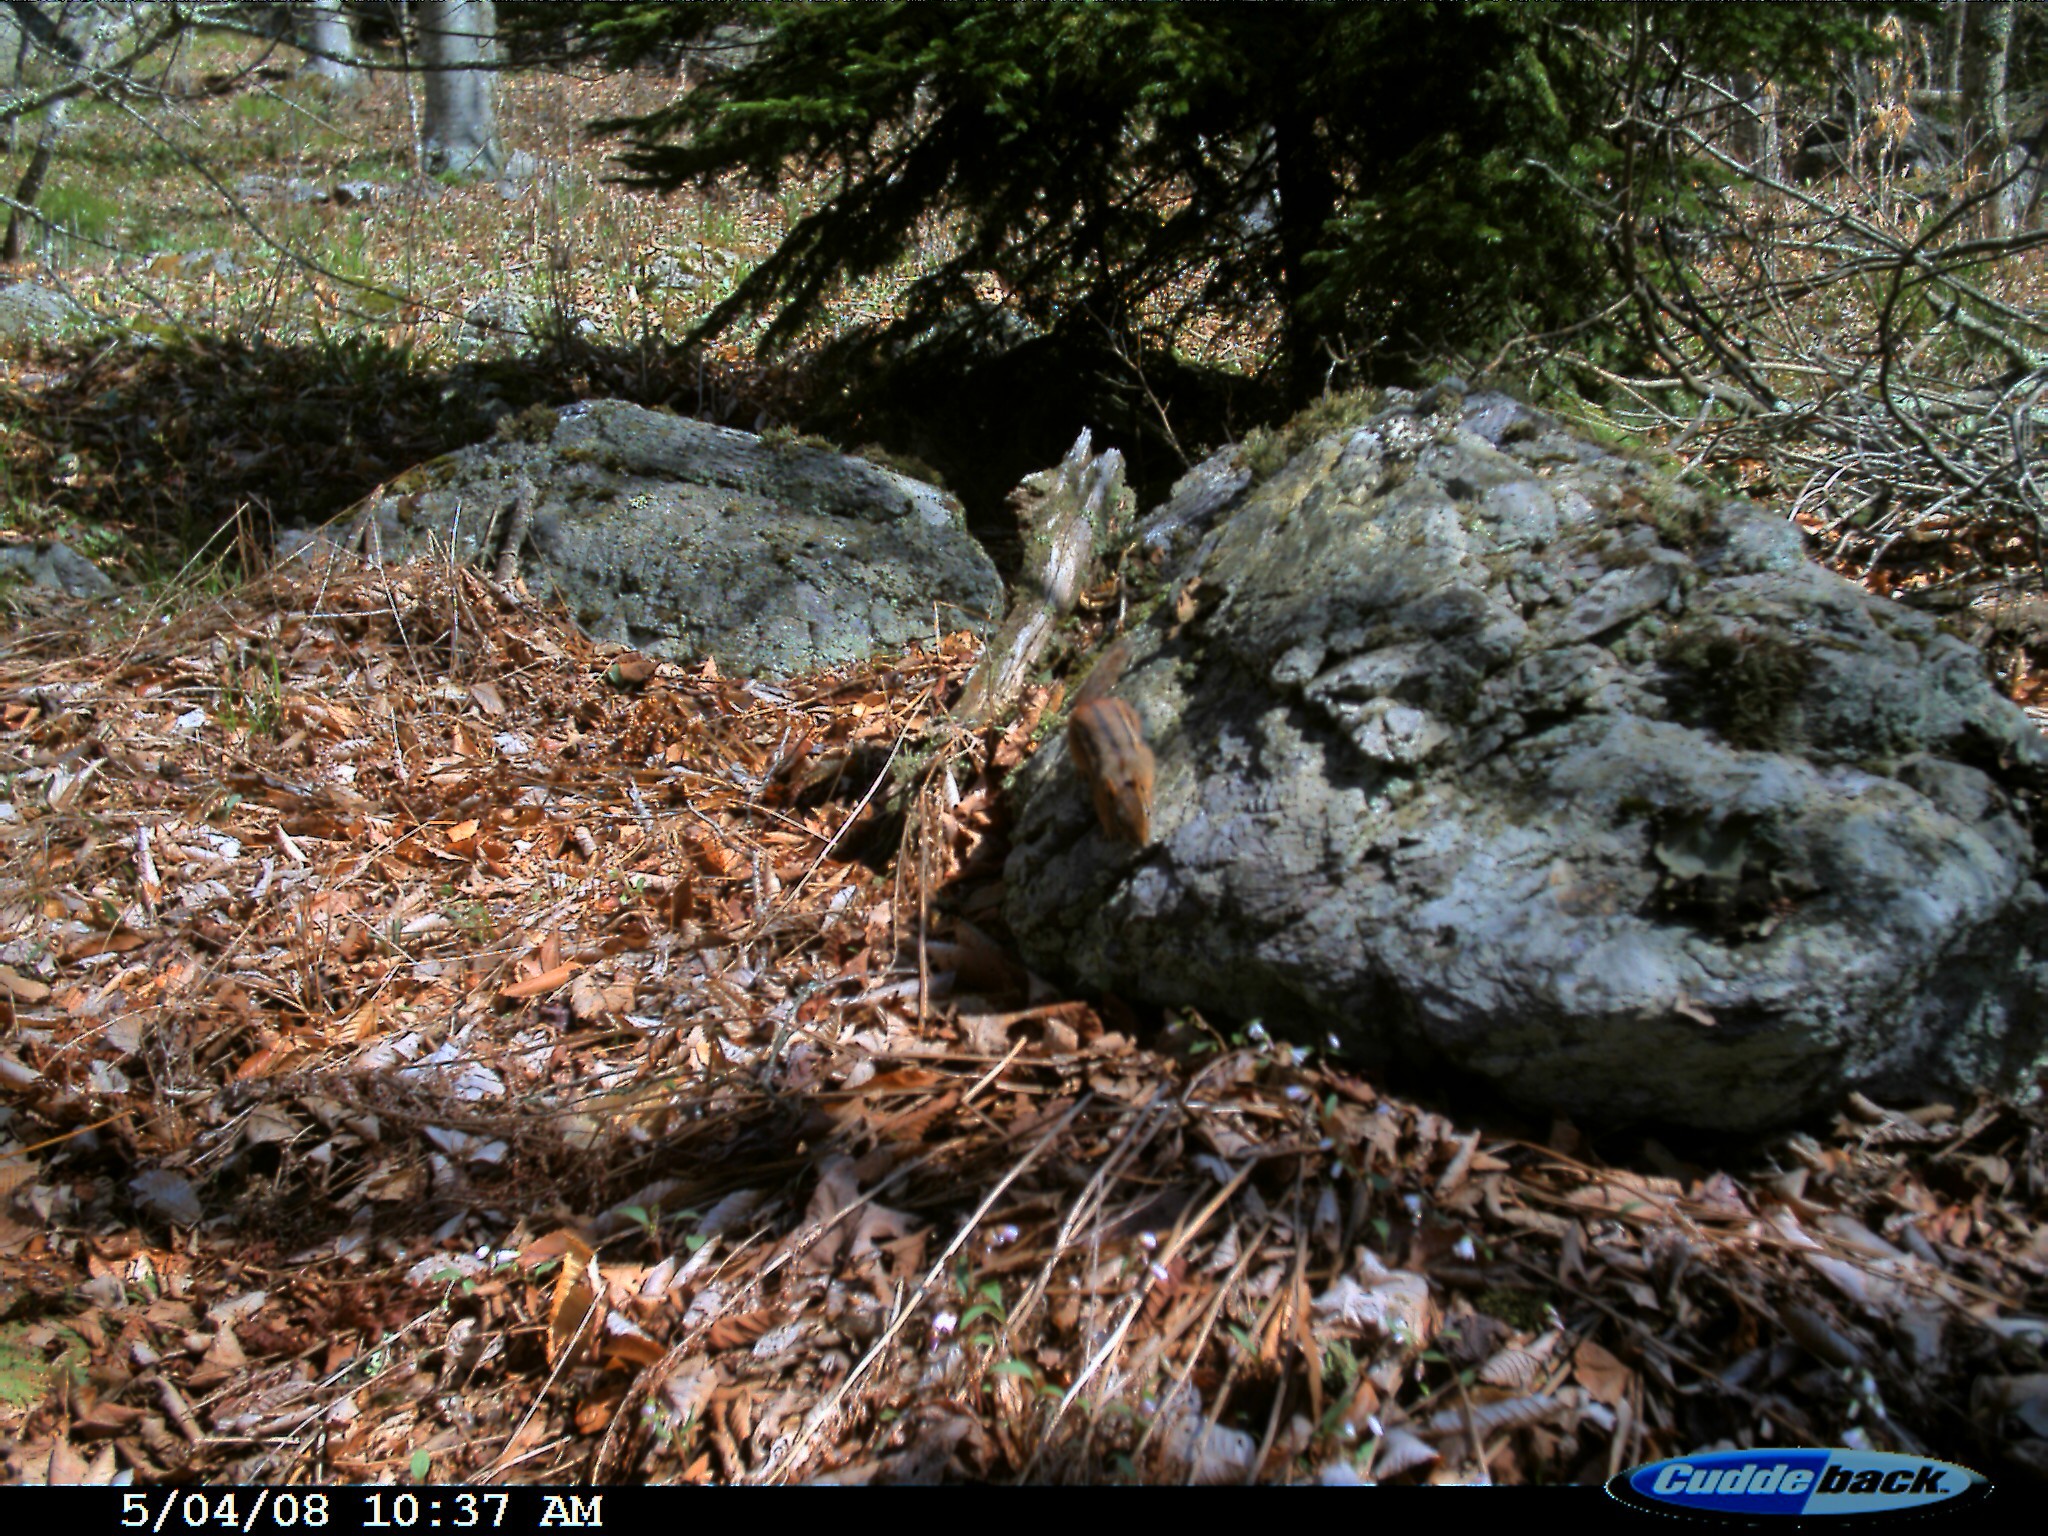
<box><xmin>38</xmin><ymin>182</ymin><xmax>121</xmax><ymax>241</ymax></box>
<box><xmin>229</xmin><ymin>93</ymin><xmax>291</xmax><ymax>127</ymax></box>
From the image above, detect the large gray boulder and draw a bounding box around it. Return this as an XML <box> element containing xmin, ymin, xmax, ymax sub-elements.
<box><xmin>283</xmin><ymin>399</ymin><xmax>1002</xmax><ymax>678</ymax></box>
<box><xmin>0</xmin><ymin>539</ymin><xmax>113</xmax><ymax>598</ymax></box>
<box><xmin>1006</xmin><ymin>389</ymin><xmax>2048</xmax><ymax>1132</ymax></box>
<box><xmin>0</xmin><ymin>281</ymin><xmax>84</xmax><ymax>340</ymax></box>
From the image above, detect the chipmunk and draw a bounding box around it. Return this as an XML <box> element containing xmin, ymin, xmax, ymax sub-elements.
<box><xmin>1066</xmin><ymin>639</ymin><xmax>1155</xmax><ymax>845</ymax></box>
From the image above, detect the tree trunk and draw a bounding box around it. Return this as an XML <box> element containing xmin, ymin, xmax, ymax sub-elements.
<box><xmin>2012</xmin><ymin>123</ymin><xmax>2046</xmax><ymax>231</ymax></box>
<box><xmin>1728</xmin><ymin>71</ymin><xmax>1780</xmax><ymax>181</ymax></box>
<box><xmin>1272</xmin><ymin>106</ymin><xmax>1338</xmax><ymax>408</ymax></box>
<box><xmin>2</xmin><ymin>3</ymin><xmax>25</xmax><ymax>152</ymax></box>
<box><xmin>950</xmin><ymin>431</ymin><xmax>1129</xmax><ymax>728</ymax></box>
<box><xmin>1943</xmin><ymin>0</ymin><xmax>1966</xmax><ymax>100</ymax></box>
<box><xmin>419</xmin><ymin>0</ymin><xmax>502</xmax><ymax>179</ymax></box>
<box><xmin>1961</xmin><ymin>0</ymin><xmax>2020</xmax><ymax>232</ymax></box>
<box><xmin>3</xmin><ymin>2</ymin><xmax>99</xmax><ymax>264</ymax></box>
<box><xmin>299</xmin><ymin>0</ymin><xmax>361</xmax><ymax>94</ymax></box>
<box><xmin>3</xmin><ymin>93</ymin><xmax>63</xmax><ymax>262</ymax></box>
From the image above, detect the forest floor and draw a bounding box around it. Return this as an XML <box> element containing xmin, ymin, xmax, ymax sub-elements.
<box><xmin>0</xmin><ymin>33</ymin><xmax>2043</xmax><ymax>1488</ymax></box>
<box><xmin>1</xmin><ymin>557</ymin><xmax>2040</xmax><ymax>1488</ymax></box>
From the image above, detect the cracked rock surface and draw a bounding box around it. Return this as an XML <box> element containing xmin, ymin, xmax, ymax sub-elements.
<box><xmin>1007</xmin><ymin>390</ymin><xmax>2048</xmax><ymax>1132</ymax></box>
<box><xmin>286</xmin><ymin>399</ymin><xmax>1001</xmax><ymax>678</ymax></box>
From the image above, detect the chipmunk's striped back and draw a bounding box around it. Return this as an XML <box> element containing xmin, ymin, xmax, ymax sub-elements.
<box><xmin>1068</xmin><ymin>696</ymin><xmax>1153</xmax><ymax>845</ymax></box>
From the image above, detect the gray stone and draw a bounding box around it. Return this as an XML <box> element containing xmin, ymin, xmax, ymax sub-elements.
<box><xmin>284</xmin><ymin>400</ymin><xmax>1001</xmax><ymax>679</ymax></box>
<box><xmin>459</xmin><ymin>293</ymin><xmax>537</xmax><ymax>353</ymax></box>
<box><xmin>0</xmin><ymin>540</ymin><xmax>112</xmax><ymax>597</ymax></box>
<box><xmin>0</xmin><ymin>281</ymin><xmax>83</xmax><ymax>339</ymax></box>
<box><xmin>1005</xmin><ymin>393</ymin><xmax>2048</xmax><ymax>1132</ymax></box>
<box><xmin>236</xmin><ymin>174</ymin><xmax>399</xmax><ymax>207</ymax></box>
<box><xmin>1137</xmin><ymin>447</ymin><xmax>1255</xmax><ymax>565</ymax></box>
<box><xmin>497</xmin><ymin>149</ymin><xmax>540</xmax><ymax>188</ymax></box>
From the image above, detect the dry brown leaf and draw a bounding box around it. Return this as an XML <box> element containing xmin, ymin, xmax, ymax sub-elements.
<box><xmin>607</xmin><ymin>653</ymin><xmax>659</xmax><ymax>689</ymax></box>
<box><xmin>705</xmin><ymin>1308</ymin><xmax>781</xmax><ymax>1352</ymax></box>
<box><xmin>1571</xmin><ymin>1338</ymin><xmax>1632</xmax><ymax>1405</ymax></box>
<box><xmin>545</xmin><ymin>1232</ymin><xmax>602</xmax><ymax>1368</ymax></box>
<box><xmin>0</xmin><ymin>964</ymin><xmax>51</xmax><ymax>1003</ymax></box>
<box><xmin>502</xmin><ymin>962</ymin><xmax>579</xmax><ymax>1000</ymax></box>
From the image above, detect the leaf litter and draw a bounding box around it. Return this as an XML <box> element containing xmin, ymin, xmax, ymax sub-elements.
<box><xmin>0</xmin><ymin>558</ymin><xmax>2043</xmax><ymax>1486</ymax></box>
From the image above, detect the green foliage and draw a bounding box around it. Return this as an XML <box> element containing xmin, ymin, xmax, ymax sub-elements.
<box><xmin>593</xmin><ymin>3</ymin><xmax>1902</xmax><ymax>408</ymax></box>
<box><xmin>217</xmin><ymin>648</ymin><xmax>285</xmax><ymax>738</ymax></box>
<box><xmin>445</xmin><ymin>900</ymin><xmax>498</xmax><ymax>944</ymax></box>
<box><xmin>594</xmin><ymin>5</ymin><xmax>1606</xmax><ymax>394</ymax></box>
<box><xmin>0</xmin><ymin>1322</ymin><xmax>88</xmax><ymax>1409</ymax></box>
<box><xmin>0</xmin><ymin>1327</ymin><xmax>53</xmax><ymax>1409</ymax></box>
<box><xmin>39</xmin><ymin>183</ymin><xmax>121</xmax><ymax>241</ymax></box>
<box><xmin>229</xmin><ymin>94</ymin><xmax>289</xmax><ymax>126</ymax></box>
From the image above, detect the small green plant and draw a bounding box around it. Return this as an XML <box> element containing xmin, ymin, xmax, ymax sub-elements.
<box><xmin>230</xmin><ymin>94</ymin><xmax>290</xmax><ymax>128</ymax></box>
<box><xmin>323</xmin><ymin>217</ymin><xmax>380</xmax><ymax>285</ymax></box>
<box><xmin>41</xmin><ymin>182</ymin><xmax>121</xmax><ymax>242</ymax></box>
<box><xmin>641</xmin><ymin>1398</ymin><xmax>699</xmax><ymax>1452</ymax></box>
<box><xmin>696</xmin><ymin>204</ymin><xmax>743</xmax><ymax>249</ymax></box>
<box><xmin>959</xmin><ymin>1278</ymin><xmax>1008</xmax><ymax>1346</ymax></box>
<box><xmin>0</xmin><ymin>1322</ymin><xmax>88</xmax><ymax>1408</ymax></box>
<box><xmin>547</xmin><ymin>178</ymin><xmax>595</xmax><ymax>220</ymax></box>
<box><xmin>218</xmin><ymin>649</ymin><xmax>285</xmax><ymax>737</ymax></box>
<box><xmin>446</xmin><ymin>900</ymin><xmax>497</xmax><ymax>943</ymax></box>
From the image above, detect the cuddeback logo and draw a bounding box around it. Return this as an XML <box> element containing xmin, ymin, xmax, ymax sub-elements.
<box><xmin>1609</xmin><ymin>1449</ymin><xmax>1989</xmax><ymax>1518</ymax></box>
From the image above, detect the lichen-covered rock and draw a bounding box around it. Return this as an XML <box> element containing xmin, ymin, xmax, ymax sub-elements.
<box><xmin>0</xmin><ymin>281</ymin><xmax>84</xmax><ymax>339</ymax></box>
<box><xmin>1006</xmin><ymin>389</ymin><xmax>2048</xmax><ymax>1132</ymax></box>
<box><xmin>0</xmin><ymin>539</ymin><xmax>113</xmax><ymax>598</ymax></box>
<box><xmin>282</xmin><ymin>399</ymin><xmax>1002</xmax><ymax>679</ymax></box>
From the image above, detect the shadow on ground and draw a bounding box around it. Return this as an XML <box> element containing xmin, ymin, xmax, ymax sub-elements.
<box><xmin>1</xmin><ymin>324</ymin><xmax>1284</xmax><ymax>583</ymax></box>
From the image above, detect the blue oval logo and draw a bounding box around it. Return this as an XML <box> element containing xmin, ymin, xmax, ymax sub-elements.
<box><xmin>1608</xmin><ymin>1449</ymin><xmax>1988</xmax><ymax>1518</ymax></box>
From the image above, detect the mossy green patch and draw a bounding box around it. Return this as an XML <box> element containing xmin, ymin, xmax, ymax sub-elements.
<box><xmin>760</xmin><ymin>424</ymin><xmax>838</xmax><ymax>456</ymax></box>
<box><xmin>229</xmin><ymin>94</ymin><xmax>289</xmax><ymax>126</ymax></box>
<box><xmin>1238</xmin><ymin>388</ymin><xmax>1386</xmax><ymax>480</ymax></box>
<box><xmin>1660</xmin><ymin>621</ymin><xmax>1809</xmax><ymax>749</ymax></box>
<box><xmin>853</xmin><ymin>442</ymin><xmax>948</xmax><ymax>489</ymax></box>
<box><xmin>39</xmin><ymin>183</ymin><xmax>121</xmax><ymax>241</ymax></box>
<box><xmin>0</xmin><ymin>1321</ymin><xmax>88</xmax><ymax>1409</ymax></box>
<box><xmin>1471</xmin><ymin>1287</ymin><xmax>1552</xmax><ymax>1335</ymax></box>
<box><xmin>1622</xmin><ymin>481</ymin><xmax>1717</xmax><ymax>550</ymax></box>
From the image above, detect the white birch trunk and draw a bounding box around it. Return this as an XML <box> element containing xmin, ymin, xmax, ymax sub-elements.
<box><xmin>300</xmin><ymin>0</ymin><xmax>362</xmax><ymax>94</ymax></box>
<box><xmin>419</xmin><ymin>0</ymin><xmax>502</xmax><ymax>179</ymax></box>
